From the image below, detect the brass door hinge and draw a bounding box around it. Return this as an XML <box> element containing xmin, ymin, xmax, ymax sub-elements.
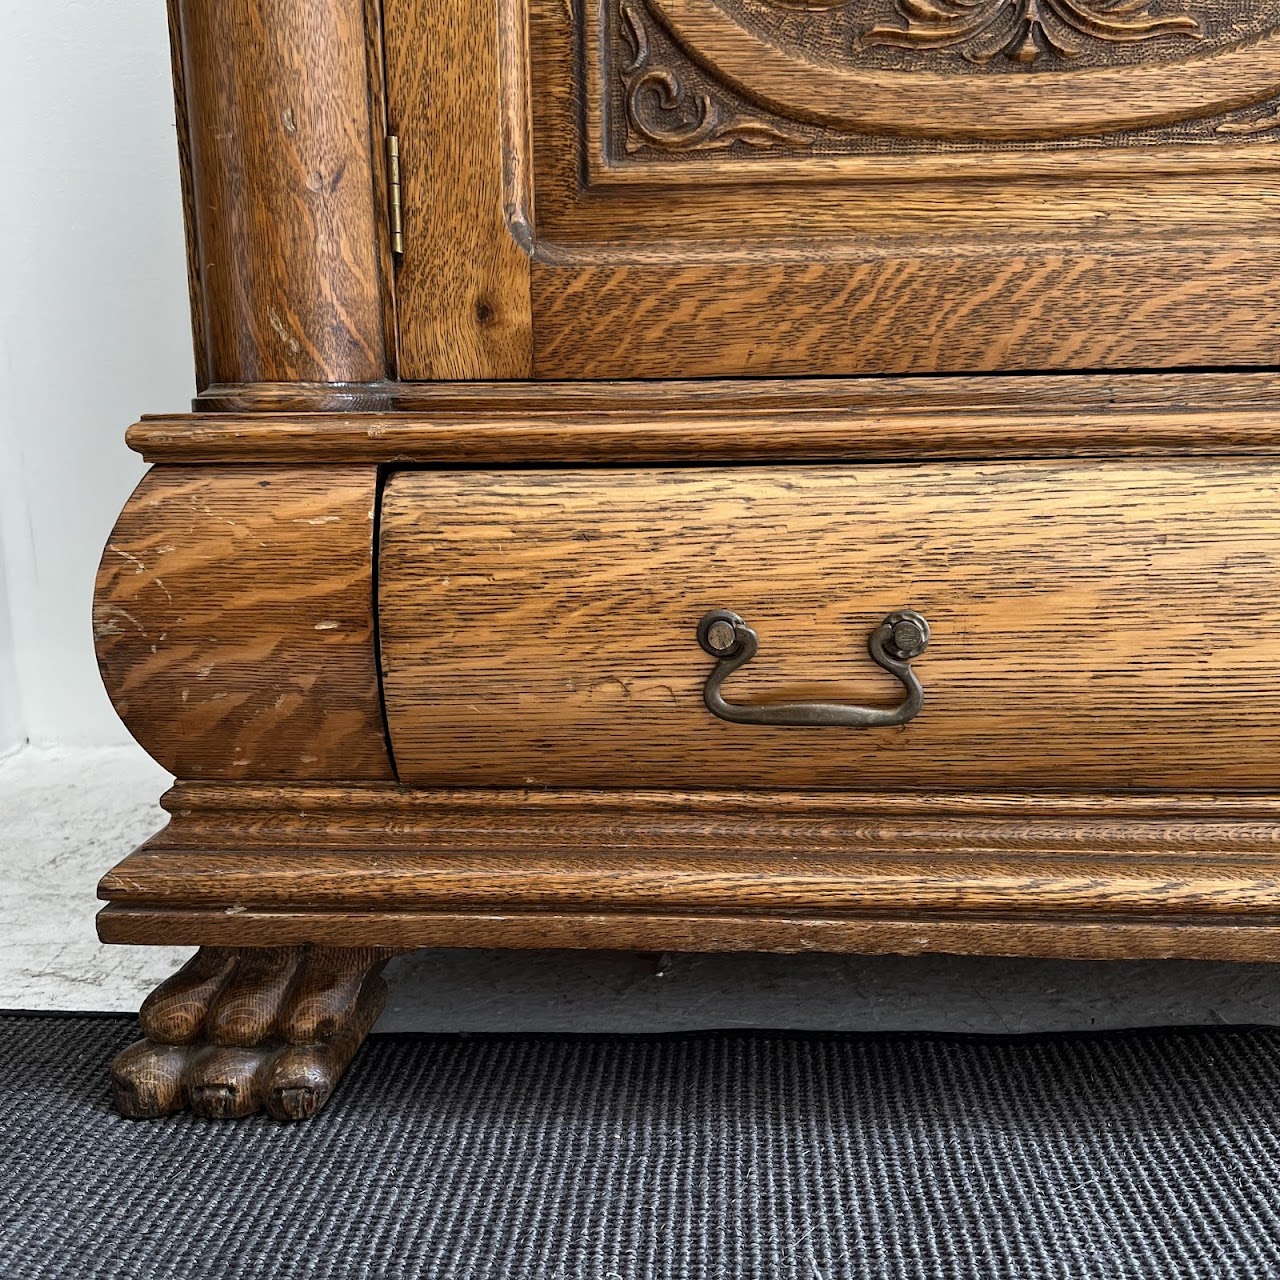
<box><xmin>386</xmin><ymin>134</ymin><xmax>404</xmax><ymax>256</ymax></box>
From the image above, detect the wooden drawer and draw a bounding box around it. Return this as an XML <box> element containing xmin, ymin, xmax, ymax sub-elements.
<box><xmin>378</xmin><ymin>461</ymin><xmax>1280</xmax><ymax>790</ymax></box>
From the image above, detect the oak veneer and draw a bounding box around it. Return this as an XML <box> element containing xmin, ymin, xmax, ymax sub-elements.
<box><xmin>524</xmin><ymin>250</ymin><xmax>1280</xmax><ymax>379</ymax></box>
<box><xmin>382</xmin><ymin>0</ymin><xmax>532</xmax><ymax>378</ymax></box>
<box><xmin>383</xmin><ymin>0</ymin><xmax>1280</xmax><ymax>379</ymax></box>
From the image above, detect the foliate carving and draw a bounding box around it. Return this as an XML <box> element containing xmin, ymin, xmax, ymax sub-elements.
<box><xmin>620</xmin><ymin>1</ymin><xmax>811</xmax><ymax>151</ymax></box>
<box><xmin>859</xmin><ymin>0</ymin><xmax>1201</xmax><ymax>66</ymax></box>
<box><xmin>600</xmin><ymin>0</ymin><xmax>1280</xmax><ymax>165</ymax></box>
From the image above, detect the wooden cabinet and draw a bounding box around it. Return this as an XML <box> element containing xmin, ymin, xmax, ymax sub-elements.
<box><xmin>91</xmin><ymin>0</ymin><xmax>1280</xmax><ymax>1119</ymax></box>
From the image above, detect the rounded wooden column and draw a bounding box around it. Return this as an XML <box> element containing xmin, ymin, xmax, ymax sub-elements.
<box><xmin>172</xmin><ymin>0</ymin><xmax>389</xmax><ymax>387</ymax></box>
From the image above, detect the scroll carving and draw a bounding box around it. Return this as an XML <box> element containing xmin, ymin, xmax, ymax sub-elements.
<box><xmin>860</xmin><ymin>0</ymin><xmax>1201</xmax><ymax>66</ymax></box>
<box><xmin>620</xmin><ymin>0</ymin><xmax>810</xmax><ymax>150</ymax></box>
<box><xmin>600</xmin><ymin>0</ymin><xmax>1280</xmax><ymax>163</ymax></box>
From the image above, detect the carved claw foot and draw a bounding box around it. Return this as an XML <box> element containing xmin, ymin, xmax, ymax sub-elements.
<box><xmin>111</xmin><ymin>946</ymin><xmax>398</xmax><ymax>1120</ymax></box>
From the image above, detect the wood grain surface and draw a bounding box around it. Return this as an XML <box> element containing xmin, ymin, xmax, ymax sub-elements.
<box><xmin>582</xmin><ymin>0</ymin><xmax>1280</xmax><ymax>179</ymax></box>
<box><xmin>648</xmin><ymin>0</ymin><xmax>1280</xmax><ymax>140</ymax></box>
<box><xmin>382</xmin><ymin>0</ymin><xmax>532</xmax><ymax>378</ymax></box>
<box><xmin>526</xmin><ymin>248</ymin><xmax>1280</xmax><ymax>379</ymax></box>
<box><xmin>164</xmin><ymin>0</ymin><xmax>206</xmax><ymax>388</ymax></box>
<box><xmin>380</xmin><ymin>461</ymin><xmax>1280</xmax><ymax>790</ymax></box>
<box><xmin>95</xmin><ymin>905</ymin><xmax>1280</xmax><ymax>961</ymax></box>
<box><xmin>96</xmin><ymin>782</ymin><xmax>1280</xmax><ymax>960</ymax></box>
<box><xmin>129</xmin><ymin>405</ymin><xmax>1280</xmax><ymax>467</ymax></box>
<box><xmin>158</xmin><ymin>781</ymin><xmax>1280</xmax><ymax>822</ymax></box>
<box><xmin>100</xmin><ymin>848</ymin><xmax>1280</xmax><ymax>917</ymax></box>
<box><xmin>172</xmin><ymin>0</ymin><xmax>389</xmax><ymax>384</ymax></box>
<box><xmin>94</xmin><ymin>466</ymin><xmax>392</xmax><ymax>780</ymax></box>
<box><xmin>179</xmin><ymin>369</ymin><xmax>1280</xmax><ymax>418</ymax></box>
<box><xmin>99</xmin><ymin>0</ymin><xmax>1280</xmax><ymax>981</ymax></box>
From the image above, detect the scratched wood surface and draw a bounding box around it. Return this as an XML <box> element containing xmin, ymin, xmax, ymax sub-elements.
<box><xmin>100</xmin><ymin>847</ymin><xmax>1280</xmax><ymax>917</ymax></box>
<box><xmin>96</xmin><ymin>782</ymin><xmax>1280</xmax><ymax>960</ymax></box>
<box><xmin>171</xmin><ymin>0</ymin><xmax>389</xmax><ymax>385</ymax></box>
<box><xmin>380</xmin><ymin>461</ymin><xmax>1280</xmax><ymax>790</ymax></box>
<box><xmin>94</xmin><ymin>466</ymin><xmax>392</xmax><ymax>780</ymax></box>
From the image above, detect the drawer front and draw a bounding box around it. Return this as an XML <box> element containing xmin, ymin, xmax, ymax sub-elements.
<box><xmin>378</xmin><ymin>462</ymin><xmax>1280</xmax><ymax>790</ymax></box>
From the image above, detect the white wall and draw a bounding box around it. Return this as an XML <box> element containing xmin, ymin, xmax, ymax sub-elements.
<box><xmin>0</xmin><ymin>533</ymin><xmax>21</xmax><ymax>755</ymax></box>
<box><xmin>0</xmin><ymin>1</ymin><xmax>195</xmax><ymax>748</ymax></box>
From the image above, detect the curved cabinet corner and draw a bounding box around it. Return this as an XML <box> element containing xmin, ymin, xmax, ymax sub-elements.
<box><xmin>94</xmin><ymin>465</ymin><xmax>393</xmax><ymax>781</ymax></box>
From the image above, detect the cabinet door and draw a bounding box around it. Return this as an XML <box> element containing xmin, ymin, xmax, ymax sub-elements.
<box><xmin>384</xmin><ymin>0</ymin><xmax>1280</xmax><ymax>379</ymax></box>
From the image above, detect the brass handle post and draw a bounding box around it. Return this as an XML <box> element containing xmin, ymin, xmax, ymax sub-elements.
<box><xmin>696</xmin><ymin>609</ymin><xmax>930</xmax><ymax>728</ymax></box>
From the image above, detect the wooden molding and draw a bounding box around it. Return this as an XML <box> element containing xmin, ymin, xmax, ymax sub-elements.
<box><xmin>129</xmin><ymin>407</ymin><xmax>1280</xmax><ymax>465</ymax></box>
<box><xmin>180</xmin><ymin>370</ymin><xmax>1280</xmax><ymax>416</ymax></box>
<box><xmin>128</xmin><ymin>371</ymin><xmax>1280</xmax><ymax>463</ymax></box>
<box><xmin>97</xmin><ymin>908</ymin><xmax>1280</xmax><ymax>961</ymax></box>
<box><xmin>590</xmin><ymin>1</ymin><xmax>1280</xmax><ymax>179</ymax></box>
<box><xmin>98</xmin><ymin>783</ymin><xmax>1280</xmax><ymax>960</ymax></box>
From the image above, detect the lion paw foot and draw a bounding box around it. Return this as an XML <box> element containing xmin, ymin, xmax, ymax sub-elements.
<box><xmin>111</xmin><ymin>946</ymin><xmax>395</xmax><ymax>1120</ymax></box>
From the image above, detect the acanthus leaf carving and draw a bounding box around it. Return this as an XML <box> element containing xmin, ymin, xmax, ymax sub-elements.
<box><xmin>620</xmin><ymin>0</ymin><xmax>813</xmax><ymax>152</ymax></box>
<box><xmin>857</xmin><ymin>0</ymin><xmax>1202</xmax><ymax>66</ymax></box>
<box><xmin>603</xmin><ymin>0</ymin><xmax>1280</xmax><ymax>164</ymax></box>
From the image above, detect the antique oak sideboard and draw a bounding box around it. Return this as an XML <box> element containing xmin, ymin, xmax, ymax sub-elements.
<box><xmin>96</xmin><ymin>0</ymin><xmax>1280</xmax><ymax>1118</ymax></box>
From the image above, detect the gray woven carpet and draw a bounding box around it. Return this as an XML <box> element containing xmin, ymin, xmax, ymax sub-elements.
<box><xmin>4</xmin><ymin>1016</ymin><xmax>1280</xmax><ymax>1279</ymax></box>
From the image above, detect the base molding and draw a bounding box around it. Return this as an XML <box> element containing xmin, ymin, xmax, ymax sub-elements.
<box><xmin>97</xmin><ymin>906</ymin><xmax>1280</xmax><ymax>962</ymax></box>
<box><xmin>97</xmin><ymin>784</ymin><xmax>1280</xmax><ymax>962</ymax></box>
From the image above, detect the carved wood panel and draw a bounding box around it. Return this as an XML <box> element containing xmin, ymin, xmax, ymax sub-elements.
<box><xmin>597</xmin><ymin>0</ymin><xmax>1280</xmax><ymax>167</ymax></box>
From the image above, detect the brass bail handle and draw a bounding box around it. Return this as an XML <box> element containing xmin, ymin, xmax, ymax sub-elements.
<box><xmin>696</xmin><ymin>609</ymin><xmax>930</xmax><ymax>728</ymax></box>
